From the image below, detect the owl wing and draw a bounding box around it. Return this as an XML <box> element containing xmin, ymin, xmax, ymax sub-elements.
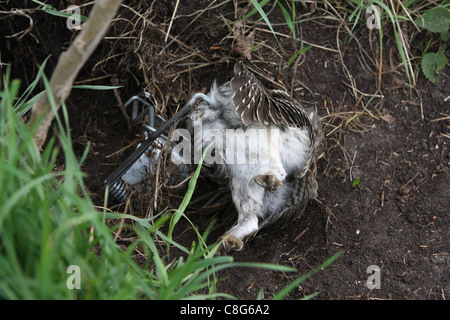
<box><xmin>230</xmin><ymin>62</ymin><xmax>310</xmax><ymax>129</ymax></box>
<box><xmin>230</xmin><ymin>62</ymin><xmax>270</xmax><ymax>126</ymax></box>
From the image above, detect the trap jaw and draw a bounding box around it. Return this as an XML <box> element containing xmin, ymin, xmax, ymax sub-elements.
<box><xmin>104</xmin><ymin>91</ymin><xmax>216</xmax><ymax>202</ymax></box>
<box><xmin>104</xmin><ymin>92</ymin><xmax>191</xmax><ymax>202</ymax></box>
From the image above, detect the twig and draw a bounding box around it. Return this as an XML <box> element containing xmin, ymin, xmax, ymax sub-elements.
<box><xmin>430</xmin><ymin>114</ymin><xmax>450</xmax><ymax>122</ymax></box>
<box><xmin>164</xmin><ymin>0</ymin><xmax>180</xmax><ymax>42</ymax></box>
<box><xmin>28</xmin><ymin>0</ymin><xmax>124</xmax><ymax>149</ymax></box>
<box><xmin>400</xmin><ymin>172</ymin><xmax>420</xmax><ymax>193</ymax></box>
<box><xmin>112</xmin><ymin>77</ymin><xmax>131</xmax><ymax>131</ymax></box>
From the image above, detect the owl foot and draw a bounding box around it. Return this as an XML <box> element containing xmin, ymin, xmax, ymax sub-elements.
<box><xmin>217</xmin><ymin>233</ymin><xmax>244</xmax><ymax>255</ymax></box>
<box><xmin>254</xmin><ymin>174</ymin><xmax>283</xmax><ymax>191</ymax></box>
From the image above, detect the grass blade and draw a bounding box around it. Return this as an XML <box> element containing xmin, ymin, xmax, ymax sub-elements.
<box><xmin>271</xmin><ymin>250</ymin><xmax>343</xmax><ymax>300</ymax></box>
<box><xmin>250</xmin><ymin>0</ymin><xmax>285</xmax><ymax>54</ymax></box>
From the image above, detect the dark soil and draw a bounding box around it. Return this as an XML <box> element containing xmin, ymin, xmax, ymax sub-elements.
<box><xmin>1</xmin><ymin>1</ymin><xmax>448</xmax><ymax>300</ymax></box>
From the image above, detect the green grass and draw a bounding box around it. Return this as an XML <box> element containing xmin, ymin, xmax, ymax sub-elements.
<box><xmin>0</xmin><ymin>64</ymin><xmax>342</xmax><ymax>300</ymax></box>
<box><xmin>344</xmin><ymin>0</ymin><xmax>449</xmax><ymax>86</ymax></box>
<box><xmin>235</xmin><ymin>1</ymin><xmax>447</xmax><ymax>87</ymax></box>
<box><xmin>0</xmin><ymin>67</ymin><xmax>151</xmax><ymax>299</ymax></box>
<box><xmin>0</xmin><ymin>67</ymin><xmax>227</xmax><ymax>299</ymax></box>
<box><xmin>31</xmin><ymin>0</ymin><xmax>88</xmax><ymax>23</ymax></box>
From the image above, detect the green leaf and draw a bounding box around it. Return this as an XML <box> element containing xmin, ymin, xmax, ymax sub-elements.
<box><xmin>421</xmin><ymin>52</ymin><xmax>447</xmax><ymax>84</ymax></box>
<box><xmin>441</xmin><ymin>31</ymin><xmax>450</xmax><ymax>42</ymax></box>
<box><xmin>241</xmin><ymin>0</ymin><xmax>271</xmax><ymax>22</ymax></box>
<box><xmin>32</xmin><ymin>0</ymin><xmax>88</xmax><ymax>22</ymax></box>
<box><xmin>278</xmin><ymin>2</ymin><xmax>295</xmax><ymax>34</ymax></box>
<box><xmin>416</xmin><ymin>7</ymin><xmax>450</xmax><ymax>33</ymax></box>
<box><xmin>352</xmin><ymin>176</ymin><xmax>361</xmax><ymax>188</ymax></box>
<box><xmin>287</xmin><ymin>45</ymin><xmax>312</xmax><ymax>67</ymax></box>
<box><xmin>222</xmin><ymin>0</ymin><xmax>271</xmax><ymax>26</ymax></box>
<box><xmin>72</xmin><ymin>85</ymin><xmax>122</xmax><ymax>90</ymax></box>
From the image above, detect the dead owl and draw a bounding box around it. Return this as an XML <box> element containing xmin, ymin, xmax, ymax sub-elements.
<box><xmin>187</xmin><ymin>62</ymin><xmax>323</xmax><ymax>253</ymax></box>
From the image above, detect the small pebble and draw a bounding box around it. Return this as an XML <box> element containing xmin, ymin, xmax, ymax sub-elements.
<box><xmin>430</xmin><ymin>255</ymin><xmax>446</xmax><ymax>264</ymax></box>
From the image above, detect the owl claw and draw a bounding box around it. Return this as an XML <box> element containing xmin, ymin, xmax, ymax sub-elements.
<box><xmin>254</xmin><ymin>174</ymin><xmax>283</xmax><ymax>191</ymax></box>
<box><xmin>217</xmin><ymin>233</ymin><xmax>244</xmax><ymax>255</ymax></box>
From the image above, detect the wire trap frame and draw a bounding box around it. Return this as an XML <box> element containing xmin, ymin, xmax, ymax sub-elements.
<box><xmin>104</xmin><ymin>92</ymin><xmax>192</xmax><ymax>202</ymax></box>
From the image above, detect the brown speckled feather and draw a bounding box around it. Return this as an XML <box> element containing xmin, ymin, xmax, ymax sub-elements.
<box><xmin>231</xmin><ymin>62</ymin><xmax>310</xmax><ymax>129</ymax></box>
<box><xmin>231</xmin><ymin>62</ymin><xmax>318</xmax><ymax>181</ymax></box>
